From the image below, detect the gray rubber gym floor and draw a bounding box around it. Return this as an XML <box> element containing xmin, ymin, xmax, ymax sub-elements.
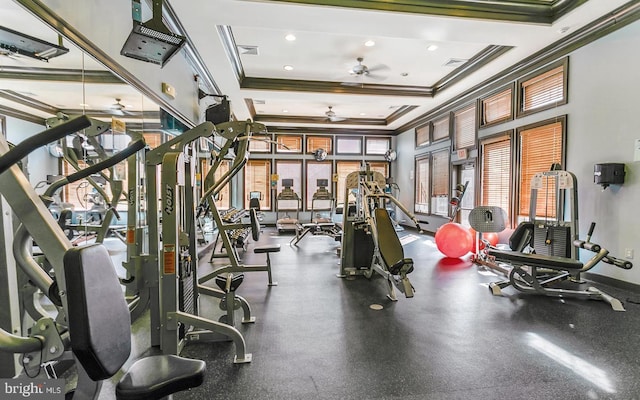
<box><xmin>174</xmin><ymin>229</ymin><xmax>640</xmax><ymax>400</ymax></box>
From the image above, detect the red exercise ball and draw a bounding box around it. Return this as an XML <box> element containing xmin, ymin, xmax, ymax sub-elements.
<box><xmin>435</xmin><ymin>222</ymin><xmax>473</xmax><ymax>258</ymax></box>
<box><xmin>468</xmin><ymin>228</ymin><xmax>499</xmax><ymax>252</ymax></box>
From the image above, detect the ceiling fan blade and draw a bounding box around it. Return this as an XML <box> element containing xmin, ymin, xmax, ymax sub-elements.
<box><xmin>367</xmin><ymin>64</ymin><xmax>390</xmax><ymax>73</ymax></box>
<box><xmin>110</xmin><ymin>109</ymin><xmax>125</xmax><ymax>116</ymax></box>
<box><xmin>365</xmin><ymin>73</ymin><xmax>387</xmax><ymax>81</ymax></box>
<box><xmin>340</xmin><ymin>81</ymin><xmax>363</xmax><ymax>87</ymax></box>
<box><xmin>330</xmin><ymin>116</ymin><xmax>347</xmax><ymax>122</ymax></box>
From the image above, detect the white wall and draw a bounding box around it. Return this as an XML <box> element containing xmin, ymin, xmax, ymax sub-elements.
<box><xmin>4</xmin><ymin>117</ymin><xmax>57</xmax><ymax>193</ymax></box>
<box><xmin>392</xmin><ymin>19</ymin><xmax>640</xmax><ymax>284</ymax></box>
<box><xmin>34</xmin><ymin>0</ymin><xmax>201</xmax><ymax>125</ymax></box>
<box><xmin>565</xmin><ymin>20</ymin><xmax>640</xmax><ymax>284</ymax></box>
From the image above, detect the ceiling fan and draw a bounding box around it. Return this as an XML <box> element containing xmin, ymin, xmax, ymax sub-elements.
<box><xmin>108</xmin><ymin>98</ymin><xmax>131</xmax><ymax>116</ymax></box>
<box><xmin>325</xmin><ymin>106</ymin><xmax>346</xmax><ymax>122</ymax></box>
<box><xmin>342</xmin><ymin>57</ymin><xmax>388</xmax><ymax>86</ymax></box>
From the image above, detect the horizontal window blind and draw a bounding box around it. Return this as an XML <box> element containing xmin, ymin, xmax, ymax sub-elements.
<box><xmin>249</xmin><ymin>135</ymin><xmax>271</xmax><ymax>153</ymax></box>
<box><xmin>431</xmin><ymin>150</ymin><xmax>449</xmax><ymax>197</ymax></box>
<box><xmin>245</xmin><ymin>159</ymin><xmax>271</xmax><ymax>209</ymax></box>
<box><xmin>366</xmin><ymin>138</ymin><xmax>390</xmax><ymax>155</ymax></box>
<box><xmin>415</xmin><ymin>157</ymin><xmax>429</xmax><ymax>214</ymax></box>
<box><xmin>143</xmin><ymin>133</ymin><xmax>162</xmax><ymax>149</ymax></box>
<box><xmin>521</xmin><ymin>65</ymin><xmax>564</xmax><ymax>112</ymax></box>
<box><xmin>307</xmin><ymin>136</ymin><xmax>332</xmax><ymax>153</ymax></box>
<box><xmin>481</xmin><ymin>136</ymin><xmax>511</xmax><ymax>219</ymax></box>
<box><xmin>482</xmin><ymin>88</ymin><xmax>512</xmax><ymax>125</ymax></box>
<box><xmin>276</xmin><ymin>135</ymin><xmax>302</xmax><ymax>153</ymax></box>
<box><xmin>432</xmin><ymin>116</ymin><xmax>449</xmax><ymax>141</ymax></box>
<box><xmin>519</xmin><ymin>121</ymin><xmax>563</xmax><ymax>218</ymax></box>
<box><xmin>454</xmin><ymin>105</ymin><xmax>476</xmax><ymax>150</ymax></box>
<box><xmin>336</xmin><ymin>161</ymin><xmax>361</xmax><ymax>205</ymax></box>
<box><xmin>416</xmin><ymin>124</ymin><xmax>430</xmax><ymax>147</ymax></box>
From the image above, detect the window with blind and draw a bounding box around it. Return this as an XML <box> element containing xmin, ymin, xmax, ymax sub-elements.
<box><xmin>306</xmin><ymin>161</ymin><xmax>332</xmax><ymax>209</ymax></box>
<box><xmin>453</xmin><ymin>105</ymin><xmax>476</xmax><ymax>150</ymax></box>
<box><xmin>414</xmin><ymin>157</ymin><xmax>429</xmax><ymax>214</ymax></box>
<box><xmin>517</xmin><ymin>117</ymin><xmax>565</xmax><ymax>220</ymax></box>
<box><xmin>518</xmin><ymin>59</ymin><xmax>567</xmax><ymax>116</ymax></box>
<box><xmin>431</xmin><ymin>150</ymin><xmax>450</xmax><ymax>216</ymax></box>
<box><xmin>244</xmin><ymin>159</ymin><xmax>271</xmax><ymax>210</ymax></box>
<box><xmin>415</xmin><ymin>123</ymin><xmax>430</xmax><ymax>147</ymax></box>
<box><xmin>143</xmin><ymin>133</ymin><xmax>163</xmax><ymax>149</ymax></box>
<box><xmin>365</xmin><ymin>137</ymin><xmax>390</xmax><ymax>155</ymax></box>
<box><xmin>432</xmin><ymin>116</ymin><xmax>450</xmax><ymax>142</ymax></box>
<box><xmin>481</xmin><ymin>134</ymin><xmax>512</xmax><ymax>224</ymax></box>
<box><xmin>307</xmin><ymin>136</ymin><xmax>332</xmax><ymax>154</ymax></box>
<box><xmin>480</xmin><ymin>87</ymin><xmax>513</xmax><ymax>127</ymax></box>
<box><xmin>368</xmin><ymin>161</ymin><xmax>389</xmax><ymax>178</ymax></box>
<box><xmin>249</xmin><ymin>134</ymin><xmax>272</xmax><ymax>153</ymax></box>
<box><xmin>336</xmin><ymin>161</ymin><xmax>361</xmax><ymax>205</ymax></box>
<box><xmin>276</xmin><ymin>135</ymin><xmax>302</xmax><ymax>153</ymax></box>
<box><xmin>336</xmin><ymin>137</ymin><xmax>362</xmax><ymax>154</ymax></box>
<box><xmin>202</xmin><ymin>158</ymin><xmax>230</xmax><ymax>210</ymax></box>
<box><xmin>276</xmin><ymin>160</ymin><xmax>302</xmax><ymax>202</ymax></box>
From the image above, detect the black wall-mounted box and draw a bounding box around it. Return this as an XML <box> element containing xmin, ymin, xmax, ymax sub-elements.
<box><xmin>594</xmin><ymin>163</ymin><xmax>625</xmax><ymax>186</ymax></box>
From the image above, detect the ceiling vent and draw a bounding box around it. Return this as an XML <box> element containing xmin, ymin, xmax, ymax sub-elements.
<box><xmin>237</xmin><ymin>45</ymin><xmax>259</xmax><ymax>55</ymax></box>
<box><xmin>444</xmin><ymin>58</ymin><xmax>468</xmax><ymax>68</ymax></box>
<box><xmin>253</xmin><ymin>99</ymin><xmax>266</xmax><ymax>105</ymax></box>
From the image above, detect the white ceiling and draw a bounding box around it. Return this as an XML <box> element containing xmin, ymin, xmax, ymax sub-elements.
<box><xmin>0</xmin><ymin>0</ymin><xmax>635</xmax><ymax>132</ymax></box>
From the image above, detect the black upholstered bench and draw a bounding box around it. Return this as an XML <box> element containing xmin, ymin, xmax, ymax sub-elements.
<box><xmin>64</xmin><ymin>244</ymin><xmax>206</xmax><ymax>399</ymax></box>
<box><xmin>487</xmin><ymin>248</ymin><xmax>583</xmax><ymax>270</ymax></box>
<box><xmin>254</xmin><ymin>244</ymin><xmax>280</xmax><ymax>286</ymax></box>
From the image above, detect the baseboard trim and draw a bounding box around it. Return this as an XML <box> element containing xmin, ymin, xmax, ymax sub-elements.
<box><xmin>584</xmin><ymin>272</ymin><xmax>640</xmax><ymax>294</ymax></box>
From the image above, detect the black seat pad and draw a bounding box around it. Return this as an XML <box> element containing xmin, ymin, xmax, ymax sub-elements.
<box><xmin>116</xmin><ymin>355</ymin><xmax>206</xmax><ymax>400</ymax></box>
<box><xmin>488</xmin><ymin>248</ymin><xmax>583</xmax><ymax>270</ymax></box>
<box><xmin>254</xmin><ymin>244</ymin><xmax>281</xmax><ymax>254</ymax></box>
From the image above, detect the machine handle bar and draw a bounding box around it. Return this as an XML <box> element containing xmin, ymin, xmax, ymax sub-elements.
<box><xmin>66</xmin><ymin>137</ymin><xmax>145</xmax><ymax>184</ymax></box>
<box><xmin>0</xmin><ymin>115</ymin><xmax>91</xmax><ymax>175</ymax></box>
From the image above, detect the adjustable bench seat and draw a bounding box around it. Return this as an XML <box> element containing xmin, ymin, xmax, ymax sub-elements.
<box><xmin>488</xmin><ymin>248</ymin><xmax>583</xmax><ymax>270</ymax></box>
<box><xmin>64</xmin><ymin>244</ymin><xmax>206</xmax><ymax>399</ymax></box>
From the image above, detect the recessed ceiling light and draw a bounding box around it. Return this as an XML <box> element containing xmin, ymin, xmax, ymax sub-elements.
<box><xmin>282</xmin><ymin>109</ymin><xmax>289</xmax><ymax>113</ymax></box>
<box><xmin>360</xmin><ymin>112</ymin><xmax>367</xmax><ymax>116</ymax></box>
<box><xmin>79</xmin><ymin>103</ymin><xmax>89</xmax><ymax>107</ymax></box>
<box><xmin>558</xmin><ymin>26</ymin><xmax>570</xmax><ymax>34</ymax></box>
<box><xmin>364</xmin><ymin>40</ymin><xmax>375</xmax><ymax>47</ymax></box>
<box><xmin>427</xmin><ymin>44</ymin><xmax>438</xmax><ymax>51</ymax></box>
<box><xmin>285</xmin><ymin>34</ymin><xmax>296</xmax><ymax>41</ymax></box>
<box><xmin>283</xmin><ymin>65</ymin><xmax>294</xmax><ymax>71</ymax></box>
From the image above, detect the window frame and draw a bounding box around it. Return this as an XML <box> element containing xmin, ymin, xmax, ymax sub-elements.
<box><xmin>276</xmin><ymin>134</ymin><xmax>303</xmax><ymax>154</ymax></box>
<box><xmin>515</xmin><ymin>115</ymin><xmax>567</xmax><ymax>222</ymax></box>
<box><xmin>430</xmin><ymin>149</ymin><xmax>450</xmax><ymax>217</ymax></box>
<box><xmin>244</xmin><ymin>159</ymin><xmax>272</xmax><ymax>210</ymax></box>
<box><xmin>479</xmin><ymin>131</ymin><xmax>514</xmax><ymax>226</ymax></box>
<box><xmin>478</xmin><ymin>84</ymin><xmax>514</xmax><ymax>128</ymax></box>
<box><xmin>306</xmin><ymin>135</ymin><xmax>333</xmax><ymax>155</ymax></box>
<box><xmin>415</xmin><ymin>123</ymin><xmax>431</xmax><ymax>148</ymax></box>
<box><xmin>335</xmin><ymin>136</ymin><xmax>363</xmax><ymax>155</ymax></box>
<box><xmin>414</xmin><ymin>156</ymin><xmax>430</xmax><ymax>215</ymax></box>
<box><xmin>305</xmin><ymin>161</ymin><xmax>333</xmax><ymax>210</ymax></box>
<box><xmin>365</xmin><ymin>137</ymin><xmax>391</xmax><ymax>155</ymax></box>
<box><xmin>453</xmin><ymin>104</ymin><xmax>476</xmax><ymax>151</ymax></box>
<box><xmin>431</xmin><ymin>115</ymin><xmax>450</xmax><ymax>143</ymax></box>
<box><xmin>516</xmin><ymin>58</ymin><xmax>568</xmax><ymax>118</ymax></box>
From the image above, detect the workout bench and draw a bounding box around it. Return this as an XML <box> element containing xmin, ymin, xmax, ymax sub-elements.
<box><xmin>64</xmin><ymin>243</ymin><xmax>206</xmax><ymax>399</ymax></box>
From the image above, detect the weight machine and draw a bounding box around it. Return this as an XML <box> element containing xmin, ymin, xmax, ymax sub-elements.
<box><xmin>478</xmin><ymin>170</ymin><xmax>633</xmax><ymax>310</ymax></box>
<box><xmin>338</xmin><ymin>166</ymin><xmax>424</xmax><ymax>301</ymax></box>
<box><xmin>0</xmin><ymin>117</ymin><xmax>204</xmax><ymax>399</ymax></box>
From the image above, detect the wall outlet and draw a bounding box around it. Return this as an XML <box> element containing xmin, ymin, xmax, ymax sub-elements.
<box><xmin>625</xmin><ymin>248</ymin><xmax>634</xmax><ymax>259</ymax></box>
